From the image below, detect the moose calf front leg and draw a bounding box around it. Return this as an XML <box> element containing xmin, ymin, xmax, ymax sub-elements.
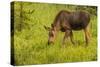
<box><xmin>62</xmin><ymin>30</ymin><xmax>71</xmax><ymax>47</ymax></box>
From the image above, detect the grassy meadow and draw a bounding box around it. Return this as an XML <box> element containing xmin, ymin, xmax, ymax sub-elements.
<box><xmin>11</xmin><ymin>2</ymin><xmax>97</xmax><ymax>65</ymax></box>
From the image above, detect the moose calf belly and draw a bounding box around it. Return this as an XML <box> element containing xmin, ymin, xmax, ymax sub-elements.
<box><xmin>70</xmin><ymin>22</ymin><xmax>87</xmax><ymax>30</ymax></box>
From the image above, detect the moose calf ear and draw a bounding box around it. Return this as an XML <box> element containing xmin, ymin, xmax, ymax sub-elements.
<box><xmin>51</xmin><ymin>24</ymin><xmax>54</xmax><ymax>27</ymax></box>
<box><xmin>44</xmin><ymin>25</ymin><xmax>50</xmax><ymax>31</ymax></box>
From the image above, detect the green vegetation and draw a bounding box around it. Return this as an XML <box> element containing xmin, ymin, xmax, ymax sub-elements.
<box><xmin>11</xmin><ymin>1</ymin><xmax>97</xmax><ymax>65</ymax></box>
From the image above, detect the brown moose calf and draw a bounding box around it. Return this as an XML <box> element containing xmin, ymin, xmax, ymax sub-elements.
<box><xmin>44</xmin><ymin>10</ymin><xmax>91</xmax><ymax>46</ymax></box>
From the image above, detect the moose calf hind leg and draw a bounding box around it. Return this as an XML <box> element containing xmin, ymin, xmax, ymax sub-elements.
<box><xmin>84</xmin><ymin>28</ymin><xmax>90</xmax><ymax>46</ymax></box>
<box><xmin>70</xmin><ymin>31</ymin><xmax>75</xmax><ymax>45</ymax></box>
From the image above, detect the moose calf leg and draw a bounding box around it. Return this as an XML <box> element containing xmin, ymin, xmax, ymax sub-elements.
<box><xmin>84</xmin><ymin>27</ymin><xmax>90</xmax><ymax>46</ymax></box>
<box><xmin>62</xmin><ymin>30</ymin><xmax>71</xmax><ymax>46</ymax></box>
<box><xmin>70</xmin><ymin>31</ymin><xmax>75</xmax><ymax>45</ymax></box>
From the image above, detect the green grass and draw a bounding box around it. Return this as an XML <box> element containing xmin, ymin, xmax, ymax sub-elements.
<box><xmin>12</xmin><ymin>2</ymin><xmax>97</xmax><ymax>65</ymax></box>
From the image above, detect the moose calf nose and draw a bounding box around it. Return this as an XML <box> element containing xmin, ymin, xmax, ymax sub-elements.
<box><xmin>48</xmin><ymin>41</ymin><xmax>53</xmax><ymax>45</ymax></box>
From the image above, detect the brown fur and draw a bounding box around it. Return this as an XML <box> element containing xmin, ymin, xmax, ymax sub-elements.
<box><xmin>45</xmin><ymin>10</ymin><xmax>90</xmax><ymax>46</ymax></box>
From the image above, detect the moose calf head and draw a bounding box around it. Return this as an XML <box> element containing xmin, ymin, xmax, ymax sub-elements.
<box><xmin>44</xmin><ymin>24</ymin><xmax>57</xmax><ymax>45</ymax></box>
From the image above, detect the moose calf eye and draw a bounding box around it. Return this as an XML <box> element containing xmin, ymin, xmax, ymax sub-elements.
<box><xmin>49</xmin><ymin>33</ymin><xmax>54</xmax><ymax>37</ymax></box>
